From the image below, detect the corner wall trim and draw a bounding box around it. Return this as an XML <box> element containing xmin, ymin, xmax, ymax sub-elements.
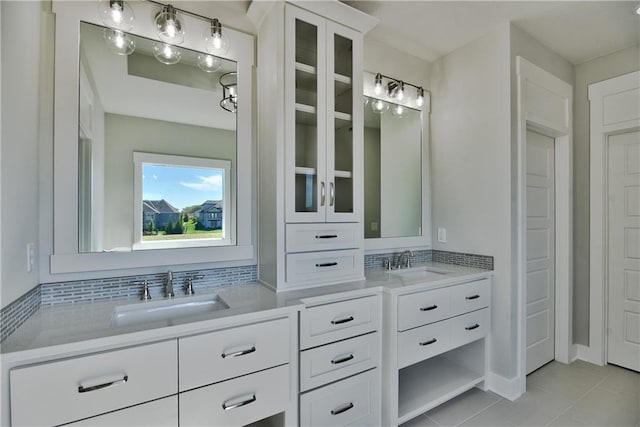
<box><xmin>486</xmin><ymin>371</ymin><xmax>522</xmax><ymax>401</ymax></box>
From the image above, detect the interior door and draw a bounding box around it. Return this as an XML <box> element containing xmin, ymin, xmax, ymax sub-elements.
<box><xmin>526</xmin><ymin>129</ymin><xmax>556</xmax><ymax>374</ymax></box>
<box><xmin>607</xmin><ymin>130</ymin><xmax>640</xmax><ymax>372</ymax></box>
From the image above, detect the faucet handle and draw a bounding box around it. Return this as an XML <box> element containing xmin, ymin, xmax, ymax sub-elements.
<box><xmin>185</xmin><ymin>275</ymin><xmax>204</xmax><ymax>295</ymax></box>
<box><xmin>383</xmin><ymin>257</ymin><xmax>392</xmax><ymax>270</ymax></box>
<box><xmin>133</xmin><ymin>280</ymin><xmax>151</xmax><ymax>301</ymax></box>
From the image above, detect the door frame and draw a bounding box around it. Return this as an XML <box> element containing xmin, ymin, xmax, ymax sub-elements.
<box><xmin>586</xmin><ymin>71</ymin><xmax>640</xmax><ymax>366</ymax></box>
<box><xmin>516</xmin><ymin>57</ymin><xmax>573</xmax><ymax>396</ymax></box>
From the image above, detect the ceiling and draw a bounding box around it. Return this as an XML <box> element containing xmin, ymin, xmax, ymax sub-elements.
<box><xmin>342</xmin><ymin>1</ymin><xmax>640</xmax><ymax>64</ymax></box>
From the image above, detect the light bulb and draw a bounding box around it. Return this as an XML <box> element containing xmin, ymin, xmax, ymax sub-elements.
<box><xmin>155</xmin><ymin>5</ymin><xmax>184</xmax><ymax>44</ymax></box>
<box><xmin>391</xmin><ymin>104</ymin><xmax>405</xmax><ymax>118</ymax></box>
<box><xmin>416</xmin><ymin>87</ymin><xmax>424</xmax><ymax>107</ymax></box>
<box><xmin>396</xmin><ymin>81</ymin><xmax>405</xmax><ymax>101</ymax></box>
<box><xmin>103</xmin><ymin>28</ymin><xmax>135</xmax><ymax>55</ymax></box>
<box><xmin>371</xmin><ymin>99</ymin><xmax>387</xmax><ymax>114</ymax></box>
<box><xmin>196</xmin><ymin>53</ymin><xmax>222</xmax><ymax>73</ymax></box>
<box><xmin>635</xmin><ymin>2</ymin><xmax>640</xmax><ymax>14</ymax></box>
<box><xmin>374</xmin><ymin>73</ymin><xmax>383</xmax><ymax>96</ymax></box>
<box><xmin>205</xmin><ymin>19</ymin><xmax>229</xmax><ymax>55</ymax></box>
<box><xmin>153</xmin><ymin>42</ymin><xmax>181</xmax><ymax>65</ymax></box>
<box><xmin>98</xmin><ymin>0</ymin><xmax>134</xmax><ymax>31</ymax></box>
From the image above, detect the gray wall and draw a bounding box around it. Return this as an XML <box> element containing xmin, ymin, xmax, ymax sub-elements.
<box><xmin>573</xmin><ymin>45</ymin><xmax>640</xmax><ymax>345</ymax></box>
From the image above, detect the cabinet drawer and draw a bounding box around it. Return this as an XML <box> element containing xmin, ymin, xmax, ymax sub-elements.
<box><xmin>300</xmin><ymin>368</ymin><xmax>380</xmax><ymax>427</ymax></box>
<box><xmin>286</xmin><ymin>223</ymin><xmax>360</xmax><ymax>252</ymax></box>
<box><xmin>449</xmin><ymin>308</ymin><xmax>490</xmax><ymax>348</ymax></box>
<box><xmin>285</xmin><ymin>249</ymin><xmax>363</xmax><ymax>286</ymax></box>
<box><xmin>300</xmin><ymin>332</ymin><xmax>379</xmax><ymax>391</ymax></box>
<box><xmin>66</xmin><ymin>395</ymin><xmax>178</xmax><ymax>426</ymax></box>
<box><xmin>450</xmin><ymin>278</ymin><xmax>490</xmax><ymax>316</ymax></box>
<box><xmin>180</xmin><ymin>364</ymin><xmax>289</xmax><ymax>427</ymax></box>
<box><xmin>179</xmin><ymin>318</ymin><xmax>289</xmax><ymax>391</ymax></box>
<box><xmin>300</xmin><ymin>295</ymin><xmax>381</xmax><ymax>349</ymax></box>
<box><xmin>398</xmin><ymin>320</ymin><xmax>451</xmax><ymax>369</ymax></box>
<box><xmin>10</xmin><ymin>340</ymin><xmax>177</xmax><ymax>427</ymax></box>
<box><xmin>397</xmin><ymin>287</ymin><xmax>451</xmax><ymax>331</ymax></box>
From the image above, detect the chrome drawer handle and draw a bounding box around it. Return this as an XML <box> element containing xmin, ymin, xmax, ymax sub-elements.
<box><xmin>331</xmin><ymin>353</ymin><xmax>355</xmax><ymax>364</ymax></box>
<box><xmin>465</xmin><ymin>294</ymin><xmax>480</xmax><ymax>300</ymax></box>
<box><xmin>331</xmin><ymin>402</ymin><xmax>354</xmax><ymax>416</ymax></box>
<box><xmin>331</xmin><ymin>316</ymin><xmax>354</xmax><ymax>325</ymax></box>
<box><xmin>78</xmin><ymin>375</ymin><xmax>128</xmax><ymax>393</ymax></box>
<box><xmin>316</xmin><ymin>262</ymin><xmax>338</xmax><ymax>268</ymax></box>
<box><xmin>221</xmin><ymin>346</ymin><xmax>256</xmax><ymax>359</ymax></box>
<box><xmin>419</xmin><ymin>338</ymin><xmax>437</xmax><ymax>346</ymax></box>
<box><xmin>420</xmin><ymin>305</ymin><xmax>438</xmax><ymax>311</ymax></box>
<box><xmin>315</xmin><ymin>234</ymin><xmax>338</xmax><ymax>239</ymax></box>
<box><xmin>222</xmin><ymin>394</ymin><xmax>256</xmax><ymax>411</ymax></box>
<box><xmin>465</xmin><ymin>323</ymin><xmax>480</xmax><ymax>331</ymax></box>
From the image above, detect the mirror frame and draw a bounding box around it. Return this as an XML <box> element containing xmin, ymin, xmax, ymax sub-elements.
<box><xmin>362</xmin><ymin>71</ymin><xmax>432</xmax><ymax>251</ymax></box>
<box><xmin>50</xmin><ymin>0</ymin><xmax>255</xmax><ymax>273</ymax></box>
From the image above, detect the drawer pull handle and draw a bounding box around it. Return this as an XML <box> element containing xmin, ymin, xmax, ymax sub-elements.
<box><xmin>331</xmin><ymin>316</ymin><xmax>354</xmax><ymax>325</ymax></box>
<box><xmin>465</xmin><ymin>323</ymin><xmax>480</xmax><ymax>331</ymax></box>
<box><xmin>315</xmin><ymin>234</ymin><xmax>338</xmax><ymax>239</ymax></box>
<box><xmin>222</xmin><ymin>394</ymin><xmax>257</xmax><ymax>411</ymax></box>
<box><xmin>78</xmin><ymin>375</ymin><xmax>128</xmax><ymax>393</ymax></box>
<box><xmin>331</xmin><ymin>402</ymin><xmax>354</xmax><ymax>416</ymax></box>
<box><xmin>465</xmin><ymin>294</ymin><xmax>480</xmax><ymax>300</ymax></box>
<box><xmin>221</xmin><ymin>346</ymin><xmax>256</xmax><ymax>359</ymax></box>
<box><xmin>331</xmin><ymin>353</ymin><xmax>355</xmax><ymax>364</ymax></box>
<box><xmin>420</xmin><ymin>305</ymin><xmax>438</xmax><ymax>311</ymax></box>
<box><xmin>316</xmin><ymin>262</ymin><xmax>338</xmax><ymax>268</ymax></box>
<box><xmin>419</xmin><ymin>338</ymin><xmax>437</xmax><ymax>346</ymax></box>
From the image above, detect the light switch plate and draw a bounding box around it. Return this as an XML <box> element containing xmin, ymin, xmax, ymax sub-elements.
<box><xmin>437</xmin><ymin>228</ymin><xmax>447</xmax><ymax>243</ymax></box>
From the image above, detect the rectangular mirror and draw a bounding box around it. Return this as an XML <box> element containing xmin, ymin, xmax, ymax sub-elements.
<box><xmin>364</xmin><ymin>96</ymin><xmax>422</xmax><ymax>239</ymax></box>
<box><xmin>78</xmin><ymin>22</ymin><xmax>237</xmax><ymax>253</ymax></box>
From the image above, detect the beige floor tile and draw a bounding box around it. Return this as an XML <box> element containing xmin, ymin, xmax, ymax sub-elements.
<box><xmin>425</xmin><ymin>388</ymin><xmax>502</xmax><ymax>426</ymax></box>
<box><xmin>548</xmin><ymin>412</ymin><xmax>592</xmax><ymax>426</ymax></box>
<box><xmin>526</xmin><ymin>362</ymin><xmax>604</xmax><ymax>402</ymax></box>
<box><xmin>400</xmin><ymin>414</ymin><xmax>439</xmax><ymax>427</ymax></box>
<box><xmin>598</xmin><ymin>366</ymin><xmax>640</xmax><ymax>395</ymax></box>
<box><xmin>563</xmin><ymin>386</ymin><xmax>639</xmax><ymax>427</ymax></box>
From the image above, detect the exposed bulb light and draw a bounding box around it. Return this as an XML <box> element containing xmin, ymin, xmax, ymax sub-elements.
<box><xmin>391</xmin><ymin>104</ymin><xmax>405</xmax><ymax>118</ymax></box>
<box><xmin>98</xmin><ymin>0</ymin><xmax>134</xmax><ymax>31</ymax></box>
<box><xmin>374</xmin><ymin>73</ymin><xmax>383</xmax><ymax>96</ymax></box>
<box><xmin>396</xmin><ymin>81</ymin><xmax>405</xmax><ymax>101</ymax></box>
<box><xmin>197</xmin><ymin>53</ymin><xmax>222</xmax><ymax>73</ymax></box>
<box><xmin>153</xmin><ymin>42</ymin><xmax>181</xmax><ymax>65</ymax></box>
<box><xmin>371</xmin><ymin>99</ymin><xmax>387</xmax><ymax>114</ymax></box>
<box><xmin>103</xmin><ymin>28</ymin><xmax>135</xmax><ymax>55</ymax></box>
<box><xmin>155</xmin><ymin>4</ymin><xmax>184</xmax><ymax>44</ymax></box>
<box><xmin>635</xmin><ymin>2</ymin><xmax>640</xmax><ymax>15</ymax></box>
<box><xmin>416</xmin><ymin>87</ymin><xmax>424</xmax><ymax>107</ymax></box>
<box><xmin>205</xmin><ymin>19</ymin><xmax>229</xmax><ymax>56</ymax></box>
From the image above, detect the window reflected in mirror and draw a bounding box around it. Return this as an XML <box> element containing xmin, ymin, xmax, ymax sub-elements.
<box><xmin>364</xmin><ymin>96</ymin><xmax>422</xmax><ymax>239</ymax></box>
<box><xmin>77</xmin><ymin>22</ymin><xmax>237</xmax><ymax>253</ymax></box>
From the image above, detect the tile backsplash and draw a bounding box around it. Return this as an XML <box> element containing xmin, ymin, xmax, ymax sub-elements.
<box><xmin>1</xmin><ymin>250</ymin><xmax>493</xmax><ymax>343</ymax></box>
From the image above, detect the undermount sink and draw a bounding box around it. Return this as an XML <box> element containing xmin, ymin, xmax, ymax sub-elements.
<box><xmin>111</xmin><ymin>294</ymin><xmax>229</xmax><ymax>327</ymax></box>
<box><xmin>390</xmin><ymin>266</ymin><xmax>451</xmax><ymax>279</ymax></box>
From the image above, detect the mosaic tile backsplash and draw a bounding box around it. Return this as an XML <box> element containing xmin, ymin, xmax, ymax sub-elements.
<box><xmin>1</xmin><ymin>250</ymin><xmax>492</xmax><ymax>343</ymax></box>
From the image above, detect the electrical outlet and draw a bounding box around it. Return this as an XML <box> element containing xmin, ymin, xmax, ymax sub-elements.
<box><xmin>26</xmin><ymin>243</ymin><xmax>36</xmax><ymax>273</ymax></box>
<box><xmin>437</xmin><ymin>228</ymin><xmax>447</xmax><ymax>243</ymax></box>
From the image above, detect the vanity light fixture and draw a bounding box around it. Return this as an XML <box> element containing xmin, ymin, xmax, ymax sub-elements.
<box><xmin>197</xmin><ymin>53</ymin><xmax>222</xmax><ymax>73</ymax></box>
<box><xmin>155</xmin><ymin>4</ymin><xmax>185</xmax><ymax>44</ymax></box>
<box><xmin>98</xmin><ymin>0</ymin><xmax>134</xmax><ymax>31</ymax></box>
<box><xmin>205</xmin><ymin>19</ymin><xmax>229</xmax><ymax>56</ymax></box>
<box><xmin>416</xmin><ymin>87</ymin><xmax>425</xmax><ymax>107</ymax></box>
<box><xmin>103</xmin><ymin>29</ymin><xmax>135</xmax><ymax>55</ymax></box>
<box><xmin>153</xmin><ymin>42</ymin><xmax>182</xmax><ymax>65</ymax></box>
<box><xmin>219</xmin><ymin>72</ymin><xmax>238</xmax><ymax>113</ymax></box>
<box><xmin>374</xmin><ymin>73</ymin><xmax>383</xmax><ymax>96</ymax></box>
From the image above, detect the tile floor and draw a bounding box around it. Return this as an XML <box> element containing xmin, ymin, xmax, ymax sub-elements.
<box><xmin>401</xmin><ymin>360</ymin><xmax>640</xmax><ymax>427</ymax></box>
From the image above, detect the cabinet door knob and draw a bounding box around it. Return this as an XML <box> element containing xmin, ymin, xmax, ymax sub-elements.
<box><xmin>331</xmin><ymin>402</ymin><xmax>354</xmax><ymax>416</ymax></box>
<box><xmin>420</xmin><ymin>304</ymin><xmax>438</xmax><ymax>311</ymax></box>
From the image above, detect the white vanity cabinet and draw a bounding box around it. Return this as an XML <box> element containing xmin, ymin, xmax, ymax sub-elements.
<box><xmin>298</xmin><ymin>294</ymin><xmax>382</xmax><ymax>426</ymax></box>
<box><xmin>253</xmin><ymin>1</ymin><xmax>377</xmax><ymax>290</ymax></box>
<box><xmin>9</xmin><ymin>340</ymin><xmax>178</xmax><ymax>427</ymax></box>
<box><xmin>383</xmin><ymin>277</ymin><xmax>492</xmax><ymax>426</ymax></box>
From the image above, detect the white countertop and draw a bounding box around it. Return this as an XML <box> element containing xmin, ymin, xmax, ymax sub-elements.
<box><xmin>1</xmin><ymin>262</ymin><xmax>491</xmax><ymax>361</ymax></box>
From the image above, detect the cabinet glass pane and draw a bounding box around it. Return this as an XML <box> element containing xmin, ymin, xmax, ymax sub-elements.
<box><xmin>333</xmin><ymin>34</ymin><xmax>354</xmax><ymax>214</ymax></box>
<box><xmin>295</xmin><ymin>19</ymin><xmax>319</xmax><ymax>213</ymax></box>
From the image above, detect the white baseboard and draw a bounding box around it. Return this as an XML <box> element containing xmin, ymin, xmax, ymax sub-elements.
<box><xmin>486</xmin><ymin>371</ymin><xmax>522</xmax><ymax>401</ymax></box>
<box><xmin>575</xmin><ymin>344</ymin><xmax>605</xmax><ymax>365</ymax></box>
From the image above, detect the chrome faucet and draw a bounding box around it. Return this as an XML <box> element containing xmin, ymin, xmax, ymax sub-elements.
<box><xmin>165</xmin><ymin>270</ymin><xmax>175</xmax><ymax>298</ymax></box>
<box><xmin>185</xmin><ymin>275</ymin><xmax>204</xmax><ymax>295</ymax></box>
<box><xmin>398</xmin><ymin>250</ymin><xmax>415</xmax><ymax>269</ymax></box>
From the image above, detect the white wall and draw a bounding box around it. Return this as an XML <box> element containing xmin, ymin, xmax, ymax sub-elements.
<box><xmin>0</xmin><ymin>1</ymin><xmax>45</xmax><ymax>308</ymax></box>
<box><xmin>431</xmin><ymin>24</ymin><xmax>515</xmax><ymax>379</ymax></box>
<box><xmin>573</xmin><ymin>45</ymin><xmax>640</xmax><ymax>345</ymax></box>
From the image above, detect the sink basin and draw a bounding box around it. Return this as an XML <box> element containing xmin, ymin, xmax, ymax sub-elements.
<box><xmin>390</xmin><ymin>266</ymin><xmax>450</xmax><ymax>279</ymax></box>
<box><xmin>111</xmin><ymin>294</ymin><xmax>229</xmax><ymax>327</ymax></box>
